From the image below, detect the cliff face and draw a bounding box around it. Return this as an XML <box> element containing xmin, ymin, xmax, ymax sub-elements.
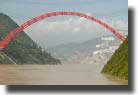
<box><xmin>0</xmin><ymin>13</ymin><xmax>61</xmax><ymax>64</ymax></box>
<box><xmin>102</xmin><ymin>37</ymin><xmax>128</xmax><ymax>79</ymax></box>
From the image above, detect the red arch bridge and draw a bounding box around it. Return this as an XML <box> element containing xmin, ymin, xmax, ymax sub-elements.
<box><xmin>0</xmin><ymin>11</ymin><xmax>125</xmax><ymax>49</ymax></box>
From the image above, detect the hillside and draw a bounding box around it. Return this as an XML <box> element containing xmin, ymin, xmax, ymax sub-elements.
<box><xmin>0</xmin><ymin>51</ymin><xmax>16</xmax><ymax>64</ymax></box>
<box><xmin>0</xmin><ymin>13</ymin><xmax>61</xmax><ymax>64</ymax></box>
<box><xmin>48</xmin><ymin>36</ymin><xmax>120</xmax><ymax>60</ymax></box>
<box><xmin>48</xmin><ymin>40</ymin><xmax>98</xmax><ymax>59</ymax></box>
<box><xmin>101</xmin><ymin>36</ymin><xmax>128</xmax><ymax>79</ymax></box>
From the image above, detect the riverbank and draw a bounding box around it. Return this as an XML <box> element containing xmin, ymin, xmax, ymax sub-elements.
<box><xmin>103</xmin><ymin>74</ymin><xmax>128</xmax><ymax>85</ymax></box>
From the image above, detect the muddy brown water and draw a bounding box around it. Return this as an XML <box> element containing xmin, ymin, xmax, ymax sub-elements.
<box><xmin>0</xmin><ymin>63</ymin><xmax>128</xmax><ymax>85</ymax></box>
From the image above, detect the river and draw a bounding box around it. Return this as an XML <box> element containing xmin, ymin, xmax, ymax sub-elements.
<box><xmin>0</xmin><ymin>63</ymin><xmax>127</xmax><ymax>85</ymax></box>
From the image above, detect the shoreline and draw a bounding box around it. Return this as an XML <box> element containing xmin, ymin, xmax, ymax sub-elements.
<box><xmin>103</xmin><ymin>73</ymin><xmax>128</xmax><ymax>85</ymax></box>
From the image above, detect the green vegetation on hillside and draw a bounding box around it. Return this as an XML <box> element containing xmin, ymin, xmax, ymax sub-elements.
<box><xmin>0</xmin><ymin>13</ymin><xmax>61</xmax><ymax>64</ymax></box>
<box><xmin>102</xmin><ymin>37</ymin><xmax>128</xmax><ymax>79</ymax></box>
<box><xmin>0</xmin><ymin>51</ymin><xmax>16</xmax><ymax>64</ymax></box>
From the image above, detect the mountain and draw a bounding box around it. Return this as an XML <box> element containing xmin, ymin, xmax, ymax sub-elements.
<box><xmin>0</xmin><ymin>13</ymin><xmax>61</xmax><ymax>64</ymax></box>
<box><xmin>101</xmin><ymin>36</ymin><xmax>128</xmax><ymax>79</ymax></box>
<box><xmin>47</xmin><ymin>35</ymin><xmax>121</xmax><ymax>60</ymax></box>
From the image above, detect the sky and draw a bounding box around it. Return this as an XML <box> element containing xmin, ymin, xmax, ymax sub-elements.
<box><xmin>0</xmin><ymin>0</ymin><xmax>128</xmax><ymax>47</ymax></box>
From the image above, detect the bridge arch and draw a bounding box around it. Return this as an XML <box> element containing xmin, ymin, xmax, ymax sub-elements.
<box><xmin>0</xmin><ymin>11</ymin><xmax>125</xmax><ymax>49</ymax></box>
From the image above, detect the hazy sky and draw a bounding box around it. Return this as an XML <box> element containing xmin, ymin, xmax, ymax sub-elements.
<box><xmin>0</xmin><ymin>0</ymin><xmax>128</xmax><ymax>47</ymax></box>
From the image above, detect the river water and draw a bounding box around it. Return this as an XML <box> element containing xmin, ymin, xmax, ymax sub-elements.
<box><xmin>0</xmin><ymin>63</ymin><xmax>127</xmax><ymax>85</ymax></box>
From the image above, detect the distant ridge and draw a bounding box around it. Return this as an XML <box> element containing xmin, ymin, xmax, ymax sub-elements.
<box><xmin>48</xmin><ymin>35</ymin><xmax>120</xmax><ymax>59</ymax></box>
